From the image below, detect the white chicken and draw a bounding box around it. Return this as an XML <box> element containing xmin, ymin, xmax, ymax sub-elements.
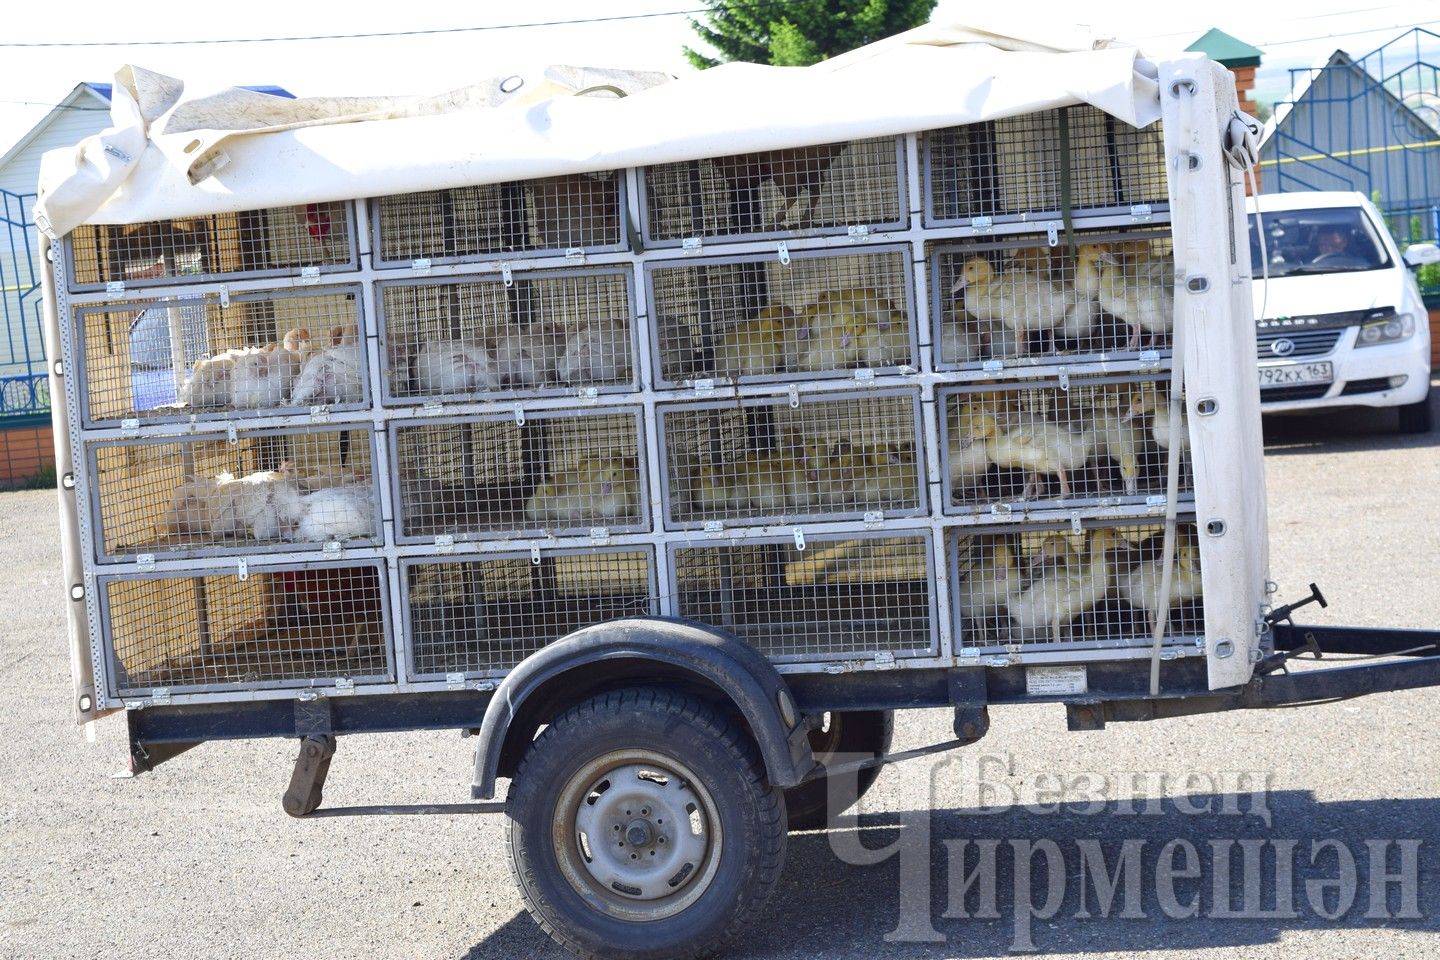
<box><xmin>290</xmin><ymin>327</ymin><xmax>364</xmax><ymax>405</ymax></box>
<box><xmin>1007</xmin><ymin>529</ymin><xmax>1120</xmax><ymax>643</ymax></box>
<box><xmin>557</xmin><ymin>319</ymin><xmax>631</xmax><ymax>384</ymax></box>
<box><xmin>414</xmin><ymin>340</ymin><xmax>497</xmax><ymax>394</ymax></box>
<box><xmin>230</xmin><ymin>345</ymin><xmax>300</xmax><ymax>410</ymax></box>
<box><xmin>293</xmin><ymin>483</ymin><xmax>376</xmax><ymax>542</ymax></box>
<box><xmin>489</xmin><ymin>323</ymin><xmax>565</xmax><ymax>388</ymax></box>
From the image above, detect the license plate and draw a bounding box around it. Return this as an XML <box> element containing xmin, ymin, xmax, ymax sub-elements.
<box><xmin>1258</xmin><ymin>361</ymin><xmax>1333</xmax><ymax>388</ymax></box>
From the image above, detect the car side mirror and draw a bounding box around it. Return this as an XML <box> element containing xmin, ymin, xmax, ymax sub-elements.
<box><xmin>1403</xmin><ymin>243</ymin><xmax>1440</xmax><ymax>268</ymax></box>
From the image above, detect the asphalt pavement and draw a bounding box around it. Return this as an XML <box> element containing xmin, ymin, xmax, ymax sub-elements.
<box><xmin>3</xmin><ymin>392</ymin><xmax>1438</xmax><ymax>959</ymax></box>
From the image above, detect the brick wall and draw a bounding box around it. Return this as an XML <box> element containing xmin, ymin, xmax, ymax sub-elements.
<box><xmin>0</xmin><ymin>421</ymin><xmax>56</xmax><ymax>488</ymax></box>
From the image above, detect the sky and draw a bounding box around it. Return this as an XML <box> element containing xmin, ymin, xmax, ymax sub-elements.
<box><xmin>1</xmin><ymin>0</ymin><xmax>1438</xmax><ymax>163</ymax></box>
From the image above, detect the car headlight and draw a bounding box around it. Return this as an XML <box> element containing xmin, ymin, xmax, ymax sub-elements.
<box><xmin>1356</xmin><ymin>313</ymin><xmax>1415</xmax><ymax>347</ymax></box>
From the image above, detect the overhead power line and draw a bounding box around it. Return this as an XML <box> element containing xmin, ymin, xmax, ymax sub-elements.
<box><xmin>0</xmin><ymin>8</ymin><xmax>709</xmax><ymax>48</ymax></box>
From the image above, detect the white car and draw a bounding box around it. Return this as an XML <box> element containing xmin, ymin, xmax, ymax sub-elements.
<box><xmin>1247</xmin><ymin>190</ymin><xmax>1436</xmax><ymax>433</ymax></box>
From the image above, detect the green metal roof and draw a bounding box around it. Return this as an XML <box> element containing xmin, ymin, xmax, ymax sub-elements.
<box><xmin>1186</xmin><ymin>28</ymin><xmax>1263</xmax><ymax>68</ymax></box>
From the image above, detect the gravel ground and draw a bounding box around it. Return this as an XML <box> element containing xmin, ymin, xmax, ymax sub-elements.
<box><xmin>2</xmin><ymin>394</ymin><xmax>1438</xmax><ymax>959</ymax></box>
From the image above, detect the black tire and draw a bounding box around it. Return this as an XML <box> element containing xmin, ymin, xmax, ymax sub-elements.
<box><xmin>505</xmin><ymin>688</ymin><xmax>787</xmax><ymax>960</ymax></box>
<box><xmin>1398</xmin><ymin>388</ymin><xmax>1433</xmax><ymax>434</ymax></box>
<box><xmin>783</xmin><ymin>710</ymin><xmax>894</xmax><ymax>831</ymax></box>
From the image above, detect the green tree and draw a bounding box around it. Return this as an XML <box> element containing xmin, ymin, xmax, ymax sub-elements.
<box><xmin>684</xmin><ymin>0</ymin><xmax>937</xmax><ymax>69</ymax></box>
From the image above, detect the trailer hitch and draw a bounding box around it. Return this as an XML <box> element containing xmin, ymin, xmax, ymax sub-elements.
<box><xmin>1255</xmin><ymin>583</ymin><xmax>1328</xmax><ymax>676</ymax></box>
<box><xmin>1264</xmin><ymin>582</ymin><xmax>1327</xmax><ymax>629</ymax></box>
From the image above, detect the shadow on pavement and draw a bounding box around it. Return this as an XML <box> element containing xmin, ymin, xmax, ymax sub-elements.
<box><xmin>1261</xmin><ymin>378</ymin><xmax>1438</xmax><ymax>455</ymax></box>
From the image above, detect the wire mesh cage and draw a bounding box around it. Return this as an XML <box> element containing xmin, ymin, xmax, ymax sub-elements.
<box><xmin>671</xmin><ymin>532</ymin><xmax>936</xmax><ymax>662</ymax></box>
<box><xmin>922</xmin><ymin>106</ymin><xmax>1168</xmax><ymax>227</ymax></box>
<box><xmin>392</xmin><ymin>409</ymin><xmax>646</xmax><ymax>542</ymax></box>
<box><xmin>73</xmin><ymin>287</ymin><xmax>367</xmax><ymax>427</ymax></box>
<box><xmin>658</xmin><ymin>390</ymin><xmax>924</xmax><ymax>528</ymax></box>
<box><xmin>89</xmin><ymin>427</ymin><xmax>378</xmax><ymax>561</ymax></box>
<box><xmin>404</xmin><ymin>548</ymin><xmax>657</xmax><ymax>678</ymax></box>
<box><xmin>939</xmin><ymin>375</ymin><xmax>1192</xmax><ymax>514</ymax></box>
<box><xmin>380</xmin><ymin>270</ymin><xmax>634</xmax><ymax>402</ymax></box>
<box><xmin>65</xmin><ymin>203</ymin><xmax>356</xmax><ymax>292</ymax></box>
<box><xmin>100</xmin><ymin>561</ymin><xmax>391</xmax><ymax>695</ymax></box>
<box><xmin>640</xmin><ymin>137</ymin><xmax>905</xmax><ymax>246</ymax></box>
<box><xmin>647</xmin><ymin>246</ymin><xmax>914</xmax><ymax>386</ymax></box>
<box><xmin>931</xmin><ymin>227</ymin><xmax>1176</xmax><ymax>368</ymax></box>
<box><xmin>950</xmin><ymin>519</ymin><xmax>1203</xmax><ymax>654</ymax></box>
<box><xmin>372</xmin><ymin>172</ymin><xmax>626</xmax><ymax>267</ymax></box>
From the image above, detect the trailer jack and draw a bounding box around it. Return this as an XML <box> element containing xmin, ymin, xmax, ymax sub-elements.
<box><xmin>283</xmin><ymin>735</ymin><xmax>336</xmax><ymax>818</ymax></box>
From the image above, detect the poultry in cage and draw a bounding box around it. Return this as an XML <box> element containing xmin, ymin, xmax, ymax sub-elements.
<box><xmin>714</xmin><ymin>305</ymin><xmax>803</xmax><ymax>378</ymax></box>
<box><xmin>1006</xmin><ymin>528</ymin><xmax>1122</xmax><ymax>643</ymax></box>
<box><xmin>711</xmin><ymin>144</ymin><xmax>846</xmax><ymax>230</ymax></box>
<box><xmin>952</xmin><ymin>257</ymin><xmax>1078</xmax><ymax>357</ymax></box>
<box><xmin>1085</xmin><ymin>382</ymin><xmax>1158</xmax><ymax>496</ymax></box>
<box><xmin>695</xmin><ymin>443</ymin><xmax>809</xmax><ymax>515</ymax></box>
<box><xmin>947</xmin><ymin>396</ymin><xmax>1009</xmax><ymax>496</ymax></box>
<box><xmin>524</xmin><ymin>455</ymin><xmax>639</xmax><ymax>525</ymax></box>
<box><xmin>985</xmin><ymin>395</ymin><xmax>1096</xmax><ymax>500</ymax></box>
<box><xmin>414</xmin><ymin>339</ymin><xmax>499</xmax><ymax>393</ymax></box>
<box><xmin>797</xmin><ymin>288</ymin><xmax>906</xmax><ymax>370</ymax></box>
<box><xmin>290</xmin><ymin>325</ymin><xmax>364</xmax><ymax>404</ymax></box>
<box><xmin>1078</xmin><ymin>243</ymin><xmax>1175</xmax><ymax>351</ymax></box>
<box><xmin>1119</xmin><ymin>528</ymin><xmax>1204</xmax><ymax>633</ymax></box>
<box><xmin>852</xmin><ymin>441</ymin><xmax>918</xmax><ymax>508</ymax></box>
<box><xmin>161</xmin><ymin>462</ymin><xmax>304</xmax><ymax>542</ymax></box>
<box><xmin>953</xmin><ymin>536</ymin><xmax>1022</xmax><ymax>641</ymax></box>
<box><xmin>556</xmin><ymin>319</ymin><xmax>630</xmax><ymax>384</ymax></box>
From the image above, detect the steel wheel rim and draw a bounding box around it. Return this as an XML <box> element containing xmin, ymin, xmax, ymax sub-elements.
<box><xmin>552</xmin><ymin>749</ymin><xmax>724</xmax><ymax>922</ymax></box>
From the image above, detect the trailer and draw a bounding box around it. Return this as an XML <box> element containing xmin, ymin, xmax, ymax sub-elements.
<box><xmin>34</xmin><ymin>25</ymin><xmax>1440</xmax><ymax>960</ymax></box>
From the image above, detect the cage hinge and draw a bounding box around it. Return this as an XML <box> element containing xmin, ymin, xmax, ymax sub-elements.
<box><xmin>1130</xmin><ymin>203</ymin><xmax>1154</xmax><ymax>221</ymax></box>
<box><xmin>500</xmin><ymin>262</ymin><xmax>514</xmax><ymax>287</ymax></box>
<box><xmin>872</xmin><ymin>651</ymin><xmax>898</xmax><ymax>670</ymax></box>
<box><xmin>1057</xmin><ymin>367</ymin><xmax>1070</xmax><ymax>392</ymax></box>
<box><xmin>105</xmin><ymin>279</ymin><xmax>126</xmax><ymax>298</ymax></box>
<box><xmin>136</xmin><ymin>553</ymin><xmax>156</xmax><ymax>571</ymax></box>
<box><xmin>333</xmin><ymin>678</ymin><xmax>355</xmax><ymax>694</ymax></box>
<box><xmin>121</xmin><ymin>418</ymin><xmax>140</xmax><ymax>436</ymax></box>
<box><xmin>853</xmin><ymin>368</ymin><xmax>876</xmax><ymax>384</ymax></box>
<box><xmin>863</xmin><ymin>511</ymin><xmax>884</xmax><ymax>529</ymax></box>
<box><xmin>218</xmin><ymin>285</ymin><xmax>230</xmax><ymax>308</ymax></box>
<box><xmin>776</xmin><ymin>241</ymin><xmax>790</xmax><ymax>265</ymax></box>
<box><xmin>787</xmin><ymin>384</ymin><xmax>800</xmax><ymax>408</ymax></box>
<box><xmin>692</xmin><ymin>378</ymin><xmax>716</xmax><ymax>396</ymax></box>
<box><xmin>565</xmin><ymin>247</ymin><xmax>586</xmax><ymax>264</ymax></box>
<box><xmin>149</xmin><ymin>688</ymin><xmax>171</xmax><ymax>705</ymax></box>
<box><xmin>1146</xmin><ymin>494</ymin><xmax>1167</xmax><ymax>507</ymax></box>
<box><xmin>322</xmin><ymin>540</ymin><xmax>342</xmax><ymax>559</ymax></box>
<box><xmin>435</xmin><ymin>534</ymin><xmax>456</xmax><ymax>554</ymax></box>
<box><xmin>1046</xmin><ymin>222</ymin><xmax>1060</xmax><ymax>247</ymax></box>
<box><xmin>578</xmin><ymin>386</ymin><xmax>600</xmax><ymax>405</ymax></box>
<box><xmin>412</xmin><ymin>257</ymin><xmax>432</xmax><ymax>274</ymax></box>
<box><xmin>309</xmin><ymin>405</ymin><xmax>331</xmax><ymax>423</ymax></box>
<box><xmin>422</xmin><ymin>400</ymin><xmax>444</xmax><ymax>416</ymax></box>
<box><xmin>682</xmin><ymin>236</ymin><xmax>703</xmax><ymax>255</ymax></box>
<box><xmin>512</xmin><ymin>405</ymin><xmax>526</xmax><ymax>426</ymax></box>
<box><xmin>1138</xmin><ymin>350</ymin><xmax>1162</xmax><ymax>368</ymax></box>
<box><xmin>703</xmin><ymin>520</ymin><xmax>725</xmax><ymax>537</ymax></box>
<box><xmin>236</xmin><ymin>558</ymin><xmax>249</xmax><ymax>581</ymax></box>
<box><xmin>969</xmin><ymin>216</ymin><xmax>994</xmax><ymax>233</ymax></box>
<box><xmin>590</xmin><ymin>527</ymin><xmax>611</xmax><ymax>545</ymax></box>
<box><xmin>792</xmin><ymin>527</ymin><xmax>806</xmax><ymax>551</ymax></box>
<box><xmin>299</xmin><ymin>266</ymin><xmax>321</xmax><ymax>285</ymax></box>
<box><xmin>530</xmin><ymin>543</ymin><xmax>542</xmax><ymax>565</ymax></box>
<box><xmin>847</xmin><ymin>224</ymin><xmax>870</xmax><ymax>242</ymax></box>
<box><xmin>446</xmin><ymin>672</ymin><xmax>467</xmax><ymax>691</ymax></box>
<box><xmin>226</xmin><ymin>422</ymin><xmax>239</xmax><ymax>444</ymax></box>
<box><xmin>982</xmin><ymin>359</ymin><xmax>1004</xmax><ymax>373</ymax></box>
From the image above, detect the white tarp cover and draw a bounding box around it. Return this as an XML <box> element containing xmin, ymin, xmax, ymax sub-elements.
<box><xmin>33</xmin><ymin>22</ymin><xmax>1162</xmax><ymax>238</ymax></box>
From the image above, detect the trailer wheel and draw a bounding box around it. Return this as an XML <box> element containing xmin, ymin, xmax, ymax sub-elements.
<box><xmin>505</xmin><ymin>687</ymin><xmax>787</xmax><ymax>960</ymax></box>
<box><xmin>784</xmin><ymin>710</ymin><xmax>894</xmax><ymax>830</ymax></box>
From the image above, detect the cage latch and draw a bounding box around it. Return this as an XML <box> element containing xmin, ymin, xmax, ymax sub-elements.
<box><xmin>218</xmin><ymin>285</ymin><xmax>230</xmax><ymax>308</ymax></box>
<box><xmin>565</xmin><ymin>247</ymin><xmax>586</xmax><ymax>264</ymax></box>
<box><xmin>121</xmin><ymin>418</ymin><xmax>140</xmax><ymax>436</ymax></box>
<box><xmin>792</xmin><ymin>527</ymin><xmax>806</xmax><ymax>552</ymax></box>
<box><xmin>579</xmin><ymin>386</ymin><xmax>600</xmax><ymax>405</ymax></box>
<box><xmin>1057</xmin><ymin>367</ymin><xmax>1069</xmax><ymax>392</ymax></box>
<box><xmin>703</xmin><ymin>520</ymin><xmax>725</xmax><ymax>537</ymax></box>
<box><xmin>149</xmin><ymin>688</ymin><xmax>171</xmax><ymax>705</ymax></box>
<box><xmin>334</xmin><ymin>678</ymin><xmax>355</xmax><ymax>694</ymax></box>
<box><xmin>969</xmin><ymin>215</ymin><xmax>993</xmax><ymax>233</ymax></box>
<box><xmin>1138</xmin><ymin>350</ymin><xmax>1161</xmax><ymax>369</ymax></box>
<box><xmin>299</xmin><ymin>266</ymin><xmax>320</xmax><ymax>285</ymax></box>
<box><xmin>787</xmin><ymin>384</ymin><xmax>800</xmax><ymax>409</ymax></box>
<box><xmin>530</xmin><ymin>543</ymin><xmax>542</xmax><ymax>565</ymax></box>
<box><xmin>872</xmin><ymin>651</ymin><xmax>897</xmax><ymax>670</ymax></box>
<box><xmin>682</xmin><ymin>236</ymin><xmax>703</xmax><ymax>255</ymax></box>
<box><xmin>853</xmin><ymin>368</ymin><xmax>876</xmax><ymax>384</ymax></box>
<box><xmin>446</xmin><ymin>672</ymin><xmax>467</xmax><ymax>691</ymax></box>
<box><xmin>226</xmin><ymin>422</ymin><xmax>238</xmax><ymax>444</ymax></box>
<box><xmin>982</xmin><ymin>359</ymin><xmax>1004</xmax><ymax>373</ymax></box>
<box><xmin>512</xmin><ymin>405</ymin><xmax>526</xmax><ymax>426</ymax></box>
<box><xmin>776</xmin><ymin>241</ymin><xmax>790</xmax><ymax>265</ymax></box>
<box><xmin>1130</xmin><ymin>204</ymin><xmax>1154</xmax><ymax>222</ymax></box>
<box><xmin>435</xmin><ymin>534</ymin><xmax>455</xmax><ymax>554</ymax></box>
<box><xmin>236</xmin><ymin>558</ymin><xmax>248</xmax><ymax>581</ymax></box>
<box><xmin>500</xmin><ymin>262</ymin><xmax>514</xmax><ymax>288</ymax></box>
<box><xmin>422</xmin><ymin>400</ymin><xmax>443</xmax><ymax>416</ymax></box>
<box><xmin>1046</xmin><ymin>222</ymin><xmax>1060</xmax><ymax>247</ymax></box>
<box><xmin>692</xmin><ymin>378</ymin><xmax>716</xmax><ymax>396</ymax></box>
<box><xmin>136</xmin><ymin>553</ymin><xmax>155</xmax><ymax>571</ymax></box>
<box><xmin>590</xmin><ymin>527</ymin><xmax>611</xmax><ymax>545</ymax></box>
<box><xmin>1070</xmin><ymin>512</ymin><xmax>1083</xmax><ymax>535</ymax></box>
<box><xmin>847</xmin><ymin>224</ymin><xmax>870</xmax><ymax>242</ymax></box>
<box><xmin>105</xmin><ymin>279</ymin><xmax>126</xmax><ymax>298</ymax></box>
<box><xmin>1146</xmin><ymin>494</ymin><xmax>1167</xmax><ymax>508</ymax></box>
<box><xmin>322</xmin><ymin>540</ymin><xmax>342</xmax><ymax>559</ymax></box>
<box><xmin>412</xmin><ymin>257</ymin><xmax>432</xmax><ymax>274</ymax></box>
<box><xmin>310</xmin><ymin>406</ymin><xmax>331</xmax><ymax>423</ymax></box>
<box><xmin>863</xmin><ymin>511</ymin><xmax>884</xmax><ymax>529</ymax></box>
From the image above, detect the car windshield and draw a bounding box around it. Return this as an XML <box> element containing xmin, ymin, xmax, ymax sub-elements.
<box><xmin>1247</xmin><ymin>206</ymin><xmax>1392</xmax><ymax>278</ymax></box>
